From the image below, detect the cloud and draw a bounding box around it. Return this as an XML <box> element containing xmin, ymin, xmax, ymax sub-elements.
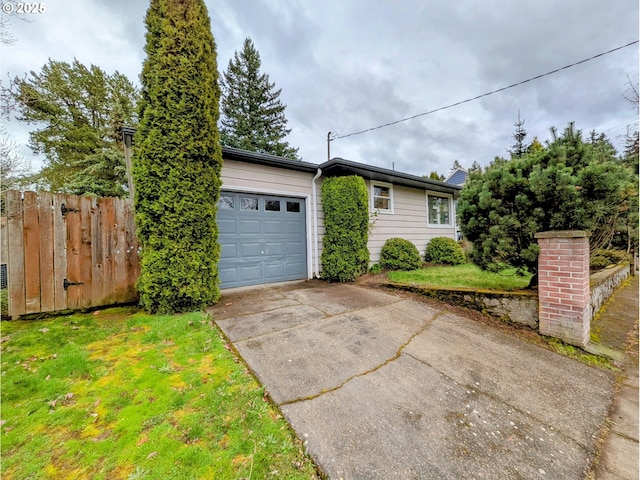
<box><xmin>2</xmin><ymin>0</ymin><xmax>638</xmax><ymax>176</ymax></box>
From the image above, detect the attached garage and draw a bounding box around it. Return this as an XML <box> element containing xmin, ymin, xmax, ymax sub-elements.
<box><xmin>217</xmin><ymin>191</ymin><xmax>308</xmax><ymax>288</ymax></box>
<box><xmin>217</xmin><ymin>145</ymin><xmax>460</xmax><ymax>291</ymax></box>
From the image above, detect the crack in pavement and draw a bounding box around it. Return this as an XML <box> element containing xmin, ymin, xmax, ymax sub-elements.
<box><xmin>278</xmin><ymin>310</ymin><xmax>445</xmax><ymax>407</ymax></box>
<box><xmin>227</xmin><ymin>296</ymin><xmax>407</xmax><ymax>343</ymax></box>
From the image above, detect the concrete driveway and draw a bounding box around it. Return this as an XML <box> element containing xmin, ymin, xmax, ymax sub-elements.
<box><xmin>209</xmin><ymin>280</ymin><xmax>615</xmax><ymax>479</ymax></box>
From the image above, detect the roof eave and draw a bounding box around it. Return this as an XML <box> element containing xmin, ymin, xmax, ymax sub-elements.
<box><xmin>221</xmin><ymin>146</ymin><xmax>319</xmax><ymax>173</ymax></box>
<box><xmin>320</xmin><ymin>158</ymin><xmax>461</xmax><ymax>196</ymax></box>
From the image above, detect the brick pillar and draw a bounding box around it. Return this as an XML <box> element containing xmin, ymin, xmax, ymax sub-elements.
<box><xmin>535</xmin><ymin>231</ymin><xmax>591</xmax><ymax>348</ymax></box>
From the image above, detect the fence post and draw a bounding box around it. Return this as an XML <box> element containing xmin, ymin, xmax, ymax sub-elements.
<box><xmin>6</xmin><ymin>190</ymin><xmax>25</xmax><ymax>317</ymax></box>
<box><xmin>535</xmin><ymin>231</ymin><xmax>591</xmax><ymax>348</ymax></box>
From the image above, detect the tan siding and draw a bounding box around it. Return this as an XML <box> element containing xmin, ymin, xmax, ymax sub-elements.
<box><xmin>367</xmin><ymin>183</ymin><xmax>455</xmax><ymax>263</ymax></box>
<box><xmin>220</xmin><ymin>162</ymin><xmax>456</xmax><ymax>275</ymax></box>
<box><xmin>221</xmin><ymin>159</ymin><xmax>315</xmax><ymax>195</ymax></box>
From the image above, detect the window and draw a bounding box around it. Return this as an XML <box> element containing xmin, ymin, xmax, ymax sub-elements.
<box><xmin>218</xmin><ymin>195</ymin><xmax>234</xmax><ymax>210</ymax></box>
<box><xmin>372</xmin><ymin>182</ymin><xmax>393</xmax><ymax>213</ymax></box>
<box><xmin>265</xmin><ymin>199</ymin><xmax>281</xmax><ymax>211</ymax></box>
<box><xmin>428</xmin><ymin>195</ymin><xmax>451</xmax><ymax>225</ymax></box>
<box><xmin>241</xmin><ymin>197</ymin><xmax>258</xmax><ymax>211</ymax></box>
<box><xmin>286</xmin><ymin>201</ymin><xmax>301</xmax><ymax>213</ymax></box>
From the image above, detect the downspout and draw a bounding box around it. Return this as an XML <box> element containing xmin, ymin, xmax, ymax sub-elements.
<box><xmin>312</xmin><ymin>168</ymin><xmax>322</xmax><ymax>278</ymax></box>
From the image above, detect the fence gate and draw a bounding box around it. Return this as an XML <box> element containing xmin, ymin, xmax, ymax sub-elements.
<box><xmin>4</xmin><ymin>190</ymin><xmax>139</xmax><ymax>317</ymax></box>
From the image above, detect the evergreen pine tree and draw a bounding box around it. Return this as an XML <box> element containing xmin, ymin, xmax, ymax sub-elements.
<box><xmin>623</xmin><ymin>128</ymin><xmax>639</xmax><ymax>174</ymax></box>
<box><xmin>221</xmin><ymin>37</ymin><xmax>299</xmax><ymax>159</ymax></box>
<box><xmin>10</xmin><ymin>59</ymin><xmax>138</xmax><ymax>195</ymax></box>
<box><xmin>134</xmin><ymin>0</ymin><xmax>222</xmax><ymax>313</ymax></box>
<box><xmin>457</xmin><ymin>122</ymin><xmax>635</xmax><ymax>279</ymax></box>
<box><xmin>469</xmin><ymin>161</ymin><xmax>482</xmax><ymax>173</ymax></box>
<box><xmin>425</xmin><ymin>171</ymin><xmax>444</xmax><ymax>181</ymax></box>
<box><xmin>507</xmin><ymin>110</ymin><xmax>528</xmax><ymax>158</ymax></box>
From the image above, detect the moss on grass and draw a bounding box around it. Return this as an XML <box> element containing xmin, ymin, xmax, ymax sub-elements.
<box><xmin>1</xmin><ymin>308</ymin><xmax>318</xmax><ymax>479</ymax></box>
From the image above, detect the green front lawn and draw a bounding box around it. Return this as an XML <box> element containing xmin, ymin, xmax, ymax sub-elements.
<box><xmin>387</xmin><ymin>263</ymin><xmax>533</xmax><ymax>291</ymax></box>
<box><xmin>1</xmin><ymin>308</ymin><xmax>318</xmax><ymax>480</ymax></box>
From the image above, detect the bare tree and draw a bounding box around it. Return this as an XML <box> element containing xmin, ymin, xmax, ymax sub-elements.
<box><xmin>1</xmin><ymin>8</ymin><xmax>33</xmax><ymax>191</ymax></box>
<box><xmin>623</xmin><ymin>74</ymin><xmax>639</xmax><ymax>113</ymax></box>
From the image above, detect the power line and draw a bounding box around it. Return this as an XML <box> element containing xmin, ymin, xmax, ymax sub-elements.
<box><xmin>333</xmin><ymin>40</ymin><xmax>639</xmax><ymax>141</ymax></box>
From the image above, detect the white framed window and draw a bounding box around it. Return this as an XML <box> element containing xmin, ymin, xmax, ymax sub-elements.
<box><xmin>371</xmin><ymin>181</ymin><xmax>393</xmax><ymax>214</ymax></box>
<box><xmin>427</xmin><ymin>194</ymin><xmax>452</xmax><ymax>226</ymax></box>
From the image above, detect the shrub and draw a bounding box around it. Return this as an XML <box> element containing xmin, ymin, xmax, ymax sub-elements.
<box><xmin>590</xmin><ymin>249</ymin><xmax>630</xmax><ymax>270</ymax></box>
<box><xmin>460</xmin><ymin>239</ymin><xmax>474</xmax><ymax>260</ymax></box>
<box><xmin>134</xmin><ymin>0</ymin><xmax>222</xmax><ymax>313</ymax></box>
<box><xmin>379</xmin><ymin>238</ymin><xmax>421</xmax><ymax>271</ymax></box>
<box><xmin>321</xmin><ymin>176</ymin><xmax>370</xmax><ymax>281</ymax></box>
<box><xmin>369</xmin><ymin>263</ymin><xmax>383</xmax><ymax>275</ymax></box>
<box><xmin>425</xmin><ymin>237</ymin><xmax>466</xmax><ymax>265</ymax></box>
<box><xmin>457</xmin><ymin>123</ymin><xmax>636</xmax><ymax>274</ymax></box>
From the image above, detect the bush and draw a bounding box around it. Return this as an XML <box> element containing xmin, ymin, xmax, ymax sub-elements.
<box><xmin>590</xmin><ymin>249</ymin><xmax>630</xmax><ymax>270</ymax></box>
<box><xmin>321</xmin><ymin>176</ymin><xmax>370</xmax><ymax>281</ymax></box>
<box><xmin>369</xmin><ymin>263</ymin><xmax>382</xmax><ymax>275</ymax></box>
<box><xmin>425</xmin><ymin>237</ymin><xmax>466</xmax><ymax>265</ymax></box>
<box><xmin>379</xmin><ymin>238</ymin><xmax>421</xmax><ymax>271</ymax></box>
<box><xmin>457</xmin><ymin>123</ymin><xmax>636</xmax><ymax>274</ymax></box>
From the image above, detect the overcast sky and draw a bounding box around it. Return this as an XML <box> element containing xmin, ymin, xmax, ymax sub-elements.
<box><xmin>2</xmin><ymin>0</ymin><xmax>638</xmax><ymax>178</ymax></box>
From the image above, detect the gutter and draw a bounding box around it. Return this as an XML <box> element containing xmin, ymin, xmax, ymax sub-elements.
<box><xmin>311</xmin><ymin>168</ymin><xmax>322</xmax><ymax>278</ymax></box>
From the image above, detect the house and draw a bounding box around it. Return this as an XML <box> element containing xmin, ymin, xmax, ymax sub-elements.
<box><xmin>444</xmin><ymin>166</ymin><xmax>468</xmax><ymax>186</ymax></box>
<box><xmin>444</xmin><ymin>167</ymin><xmax>469</xmax><ymax>240</ymax></box>
<box><xmin>218</xmin><ymin>146</ymin><xmax>461</xmax><ymax>289</ymax></box>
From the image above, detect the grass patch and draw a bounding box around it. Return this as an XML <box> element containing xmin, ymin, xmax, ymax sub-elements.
<box><xmin>387</xmin><ymin>263</ymin><xmax>532</xmax><ymax>291</ymax></box>
<box><xmin>1</xmin><ymin>289</ymin><xmax>7</xmax><ymax>318</ymax></box>
<box><xmin>547</xmin><ymin>338</ymin><xmax>620</xmax><ymax>371</ymax></box>
<box><xmin>1</xmin><ymin>308</ymin><xmax>318</xmax><ymax>479</ymax></box>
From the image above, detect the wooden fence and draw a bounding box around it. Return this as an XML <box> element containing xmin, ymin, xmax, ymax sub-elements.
<box><xmin>4</xmin><ymin>190</ymin><xmax>139</xmax><ymax>317</ymax></box>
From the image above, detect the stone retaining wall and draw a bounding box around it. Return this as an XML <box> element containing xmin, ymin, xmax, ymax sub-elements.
<box><xmin>386</xmin><ymin>284</ymin><xmax>539</xmax><ymax>328</ymax></box>
<box><xmin>388</xmin><ymin>262</ymin><xmax>631</xmax><ymax>335</ymax></box>
<box><xmin>590</xmin><ymin>264</ymin><xmax>631</xmax><ymax>317</ymax></box>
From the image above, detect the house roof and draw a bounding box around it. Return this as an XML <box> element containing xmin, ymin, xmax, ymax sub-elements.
<box><xmin>221</xmin><ymin>147</ymin><xmax>461</xmax><ymax>196</ymax></box>
<box><xmin>321</xmin><ymin>157</ymin><xmax>461</xmax><ymax>196</ymax></box>
<box><xmin>444</xmin><ymin>167</ymin><xmax>468</xmax><ymax>186</ymax></box>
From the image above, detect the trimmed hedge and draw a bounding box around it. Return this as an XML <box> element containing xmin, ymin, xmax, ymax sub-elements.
<box><xmin>379</xmin><ymin>238</ymin><xmax>421</xmax><ymax>271</ymax></box>
<box><xmin>321</xmin><ymin>176</ymin><xmax>370</xmax><ymax>281</ymax></box>
<box><xmin>425</xmin><ymin>237</ymin><xmax>466</xmax><ymax>265</ymax></box>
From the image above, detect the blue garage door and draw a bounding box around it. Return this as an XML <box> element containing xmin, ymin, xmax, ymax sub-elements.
<box><xmin>217</xmin><ymin>192</ymin><xmax>307</xmax><ymax>288</ymax></box>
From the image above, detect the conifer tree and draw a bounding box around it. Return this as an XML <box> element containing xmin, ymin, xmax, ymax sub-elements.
<box><xmin>221</xmin><ymin>37</ymin><xmax>299</xmax><ymax>159</ymax></box>
<box><xmin>10</xmin><ymin>60</ymin><xmax>138</xmax><ymax>195</ymax></box>
<box><xmin>458</xmin><ymin>122</ymin><xmax>635</xmax><ymax>281</ymax></box>
<box><xmin>426</xmin><ymin>171</ymin><xmax>444</xmax><ymax>181</ymax></box>
<box><xmin>134</xmin><ymin>0</ymin><xmax>222</xmax><ymax>313</ymax></box>
<box><xmin>507</xmin><ymin>111</ymin><xmax>528</xmax><ymax>158</ymax></box>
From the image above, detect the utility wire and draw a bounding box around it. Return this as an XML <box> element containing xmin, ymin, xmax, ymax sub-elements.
<box><xmin>333</xmin><ymin>40</ymin><xmax>639</xmax><ymax>141</ymax></box>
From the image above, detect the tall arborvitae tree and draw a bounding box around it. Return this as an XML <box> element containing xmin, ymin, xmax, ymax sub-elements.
<box><xmin>221</xmin><ymin>37</ymin><xmax>299</xmax><ymax>159</ymax></box>
<box><xmin>134</xmin><ymin>0</ymin><xmax>222</xmax><ymax>313</ymax></box>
